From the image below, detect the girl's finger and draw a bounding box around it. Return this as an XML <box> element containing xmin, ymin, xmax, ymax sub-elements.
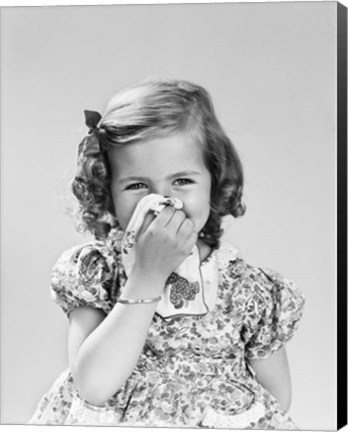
<box><xmin>152</xmin><ymin>205</ymin><xmax>177</xmax><ymax>227</ymax></box>
<box><xmin>138</xmin><ymin>206</ymin><xmax>175</xmax><ymax>236</ymax></box>
<box><xmin>177</xmin><ymin>217</ymin><xmax>195</xmax><ymax>236</ymax></box>
<box><xmin>164</xmin><ymin>210</ymin><xmax>187</xmax><ymax>233</ymax></box>
<box><xmin>182</xmin><ymin>228</ymin><xmax>198</xmax><ymax>251</ymax></box>
<box><xmin>137</xmin><ymin>211</ymin><xmax>156</xmax><ymax>237</ymax></box>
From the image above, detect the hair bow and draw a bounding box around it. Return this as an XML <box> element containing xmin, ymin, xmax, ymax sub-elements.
<box><xmin>84</xmin><ymin>110</ymin><xmax>102</xmax><ymax>132</ymax></box>
<box><xmin>77</xmin><ymin>110</ymin><xmax>103</xmax><ymax>159</ymax></box>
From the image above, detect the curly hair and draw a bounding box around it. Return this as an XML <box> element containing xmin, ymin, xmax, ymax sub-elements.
<box><xmin>72</xmin><ymin>78</ymin><xmax>246</xmax><ymax>248</ymax></box>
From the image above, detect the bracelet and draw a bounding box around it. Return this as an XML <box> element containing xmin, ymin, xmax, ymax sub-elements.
<box><xmin>117</xmin><ymin>296</ymin><xmax>161</xmax><ymax>305</ymax></box>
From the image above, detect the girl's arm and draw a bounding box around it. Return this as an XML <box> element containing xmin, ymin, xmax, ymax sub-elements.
<box><xmin>68</xmin><ymin>270</ymin><xmax>164</xmax><ymax>405</ymax></box>
<box><xmin>249</xmin><ymin>347</ymin><xmax>292</xmax><ymax>412</ymax></box>
<box><xmin>68</xmin><ymin>207</ymin><xmax>197</xmax><ymax>406</ymax></box>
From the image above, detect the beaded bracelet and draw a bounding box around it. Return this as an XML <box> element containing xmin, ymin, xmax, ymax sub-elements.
<box><xmin>117</xmin><ymin>296</ymin><xmax>161</xmax><ymax>305</ymax></box>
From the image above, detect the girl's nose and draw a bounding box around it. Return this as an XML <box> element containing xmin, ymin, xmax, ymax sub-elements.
<box><xmin>150</xmin><ymin>185</ymin><xmax>171</xmax><ymax>198</ymax></box>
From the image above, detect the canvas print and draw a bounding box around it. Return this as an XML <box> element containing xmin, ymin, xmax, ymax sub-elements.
<box><xmin>1</xmin><ymin>1</ymin><xmax>346</xmax><ymax>430</ymax></box>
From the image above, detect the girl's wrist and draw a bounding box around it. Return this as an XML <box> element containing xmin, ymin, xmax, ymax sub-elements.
<box><xmin>131</xmin><ymin>264</ymin><xmax>169</xmax><ymax>285</ymax></box>
<box><xmin>124</xmin><ymin>268</ymin><xmax>166</xmax><ymax>298</ymax></box>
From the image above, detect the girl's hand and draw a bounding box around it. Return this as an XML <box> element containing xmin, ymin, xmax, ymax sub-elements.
<box><xmin>132</xmin><ymin>206</ymin><xmax>198</xmax><ymax>284</ymax></box>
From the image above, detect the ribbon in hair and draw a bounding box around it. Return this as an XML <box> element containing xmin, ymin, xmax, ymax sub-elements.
<box><xmin>120</xmin><ymin>194</ymin><xmax>210</xmax><ymax>319</ymax></box>
<box><xmin>84</xmin><ymin>110</ymin><xmax>102</xmax><ymax>132</ymax></box>
<box><xmin>78</xmin><ymin>110</ymin><xmax>103</xmax><ymax>159</ymax></box>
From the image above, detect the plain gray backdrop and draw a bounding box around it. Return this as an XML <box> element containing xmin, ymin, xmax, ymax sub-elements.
<box><xmin>1</xmin><ymin>2</ymin><xmax>337</xmax><ymax>429</ymax></box>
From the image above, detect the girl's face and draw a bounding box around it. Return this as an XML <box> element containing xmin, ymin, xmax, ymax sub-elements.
<box><xmin>108</xmin><ymin>132</ymin><xmax>212</xmax><ymax>234</ymax></box>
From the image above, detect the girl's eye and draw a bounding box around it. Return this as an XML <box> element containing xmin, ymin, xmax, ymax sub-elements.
<box><xmin>125</xmin><ymin>183</ymin><xmax>147</xmax><ymax>190</ymax></box>
<box><xmin>174</xmin><ymin>178</ymin><xmax>194</xmax><ymax>186</ymax></box>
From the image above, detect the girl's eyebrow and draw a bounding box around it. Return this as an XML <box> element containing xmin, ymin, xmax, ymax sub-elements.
<box><xmin>118</xmin><ymin>176</ymin><xmax>148</xmax><ymax>186</ymax></box>
<box><xmin>167</xmin><ymin>170</ymin><xmax>201</xmax><ymax>179</ymax></box>
<box><xmin>118</xmin><ymin>171</ymin><xmax>201</xmax><ymax>185</ymax></box>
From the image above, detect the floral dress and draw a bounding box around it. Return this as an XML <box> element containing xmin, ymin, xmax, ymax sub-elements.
<box><xmin>29</xmin><ymin>239</ymin><xmax>305</xmax><ymax>429</ymax></box>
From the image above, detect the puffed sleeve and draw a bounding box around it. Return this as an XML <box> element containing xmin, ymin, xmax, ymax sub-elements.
<box><xmin>242</xmin><ymin>267</ymin><xmax>305</xmax><ymax>360</ymax></box>
<box><xmin>50</xmin><ymin>244</ymin><xmax>114</xmax><ymax>316</ymax></box>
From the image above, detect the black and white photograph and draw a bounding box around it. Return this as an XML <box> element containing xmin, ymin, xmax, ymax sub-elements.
<box><xmin>1</xmin><ymin>1</ymin><xmax>347</xmax><ymax>430</ymax></box>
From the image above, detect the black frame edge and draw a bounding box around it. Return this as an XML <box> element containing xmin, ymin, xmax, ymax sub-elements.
<box><xmin>337</xmin><ymin>1</ymin><xmax>348</xmax><ymax>430</ymax></box>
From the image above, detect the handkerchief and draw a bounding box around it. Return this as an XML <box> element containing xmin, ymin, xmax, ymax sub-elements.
<box><xmin>120</xmin><ymin>194</ymin><xmax>210</xmax><ymax>318</ymax></box>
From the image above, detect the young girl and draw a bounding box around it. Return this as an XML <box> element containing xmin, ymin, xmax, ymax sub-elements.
<box><xmin>29</xmin><ymin>78</ymin><xmax>305</xmax><ymax>429</ymax></box>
